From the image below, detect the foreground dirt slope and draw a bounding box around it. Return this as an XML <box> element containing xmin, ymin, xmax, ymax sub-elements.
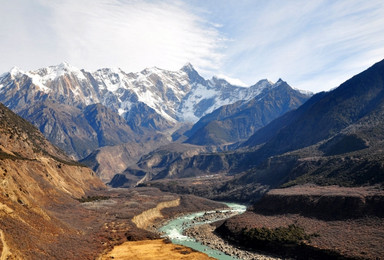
<box><xmin>217</xmin><ymin>185</ymin><xmax>384</xmax><ymax>260</ymax></box>
<box><xmin>100</xmin><ymin>239</ymin><xmax>214</xmax><ymax>260</ymax></box>
<box><xmin>0</xmin><ymin>103</ymin><xmax>107</xmax><ymax>259</ymax></box>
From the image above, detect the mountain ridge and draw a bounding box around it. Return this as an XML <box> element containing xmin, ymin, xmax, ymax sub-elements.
<box><xmin>0</xmin><ymin>62</ymin><xmax>311</xmax><ymax>182</ymax></box>
<box><xmin>184</xmin><ymin>79</ymin><xmax>310</xmax><ymax>145</ymax></box>
<box><xmin>127</xmin><ymin>58</ymin><xmax>384</xmax><ymax>197</ymax></box>
<box><xmin>0</xmin><ymin>62</ymin><xmax>286</xmax><ymax>125</ymax></box>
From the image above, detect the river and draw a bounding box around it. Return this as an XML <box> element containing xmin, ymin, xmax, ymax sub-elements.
<box><xmin>158</xmin><ymin>202</ymin><xmax>247</xmax><ymax>260</ymax></box>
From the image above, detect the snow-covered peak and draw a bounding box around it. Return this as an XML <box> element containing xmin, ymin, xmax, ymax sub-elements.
<box><xmin>294</xmin><ymin>88</ymin><xmax>313</xmax><ymax>96</ymax></box>
<box><xmin>275</xmin><ymin>78</ymin><xmax>285</xmax><ymax>86</ymax></box>
<box><xmin>210</xmin><ymin>76</ymin><xmax>230</xmax><ymax>85</ymax></box>
<box><xmin>180</xmin><ymin>62</ymin><xmax>195</xmax><ymax>72</ymax></box>
<box><xmin>248</xmin><ymin>79</ymin><xmax>273</xmax><ymax>91</ymax></box>
<box><xmin>140</xmin><ymin>66</ymin><xmax>164</xmax><ymax>75</ymax></box>
<box><xmin>44</xmin><ymin>62</ymin><xmax>86</xmax><ymax>80</ymax></box>
<box><xmin>56</xmin><ymin>61</ymin><xmax>78</xmax><ymax>74</ymax></box>
<box><xmin>22</xmin><ymin>62</ymin><xmax>88</xmax><ymax>92</ymax></box>
<box><xmin>9</xmin><ymin>66</ymin><xmax>25</xmax><ymax>78</ymax></box>
<box><xmin>214</xmin><ymin>74</ymin><xmax>248</xmax><ymax>87</ymax></box>
<box><xmin>94</xmin><ymin>67</ymin><xmax>123</xmax><ymax>75</ymax></box>
<box><xmin>0</xmin><ymin>62</ymin><xmax>309</xmax><ymax>128</ymax></box>
<box><xmin>57</xmin><ymin>61</ymin><xmax>71</xmax><ymax>70</ymax></box>
<box><xmin>258</xmin><ymin>79</ymin><xmax>274</xmax><ymax>85</ymax></box>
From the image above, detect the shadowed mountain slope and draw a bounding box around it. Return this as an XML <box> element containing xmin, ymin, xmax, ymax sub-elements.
<box><xmin>124</xmin><ymin>59</ymin><xmax>384</xmax><ymax>198</ymax></box>
<box><xmin>17</xmin><ymin>100</ymin><xmax>136</xmax><ymax>159</ymax></box>
<box><xmin>185</xmin><ymin>80</ymin><xmax>311</xmax><ymax>145</ymax></box>
<box><xmin>245</xmin><ymin>58</ymin><xmax>384</xmax><ymax>158</ymax></box>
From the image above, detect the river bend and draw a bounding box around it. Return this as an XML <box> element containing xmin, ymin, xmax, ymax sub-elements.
<box><xmin>158</xmin><ymin>202</ymin><xmax>246</xmax><ymax>260</ymax></box>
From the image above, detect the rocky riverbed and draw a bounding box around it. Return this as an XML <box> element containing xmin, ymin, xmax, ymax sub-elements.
<box><xmin>184</xmin><ymin>213</ymin><xmax>281</xmax><ymax>260</ymax></box>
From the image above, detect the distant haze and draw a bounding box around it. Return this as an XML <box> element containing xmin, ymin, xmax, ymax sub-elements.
<box><xmin>1</xmin><ymin>0</ymin><xmax>384</xmax><ymax>93</ymax></box>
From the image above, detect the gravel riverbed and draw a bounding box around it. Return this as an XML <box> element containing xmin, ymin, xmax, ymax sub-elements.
<box><xmin>184</xmin><ymin>212</ymin><xmax>281</xmax><ymax>260</ymax></box>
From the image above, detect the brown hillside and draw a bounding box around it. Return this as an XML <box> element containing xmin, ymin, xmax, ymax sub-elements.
<box><xmin>0</xmin><ymin>103</ymin><xmax>105</xmax><ymax>258</ymax></box>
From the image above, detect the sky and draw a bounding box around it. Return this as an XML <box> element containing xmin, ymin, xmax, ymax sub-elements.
<box><xmin>1</xmin><ymin>0</ymin><xmax>384</xmax><ymax>93</ymax></box>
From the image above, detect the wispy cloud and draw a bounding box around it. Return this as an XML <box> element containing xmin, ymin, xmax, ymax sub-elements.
<box><xmin>216</xmin><ymin>0</ymin><xmax>384</xmax><ymax>92</ymax></box>
<box><xmin>1</xmin><ymin>0</ymin><xmax>384</xmax><ymax>92</ymax></box>
<box><xmin>0</xmin><ymin>0</ymin><xmax>224</xmax><ymax>75</ymax></box>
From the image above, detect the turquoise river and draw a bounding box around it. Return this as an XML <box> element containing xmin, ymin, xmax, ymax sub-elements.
<box><xmin>158</xmin><ymin>202</ymin><xmax>246</xmax><ymax>260</ymax></box>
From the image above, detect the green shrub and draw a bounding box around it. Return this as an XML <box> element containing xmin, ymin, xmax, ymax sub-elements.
<box><xmin>242</xmin><ymin>224</ymin><xmax>313</xmax><ymax>245</ymax></box>
<box><xmin>76</xmin><ymin>195</ymin><xmax>110</xmax><ymax>203</ymax></box>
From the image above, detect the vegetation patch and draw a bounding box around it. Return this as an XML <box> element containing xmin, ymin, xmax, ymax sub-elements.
<box><xmin>76</xmin><ymin>195</ymin><xmax>110</xmax><ymax>203</ymax></box>
<box><xmin>241</xmin><ymin>224</ymin><xmax>314</xmax><ymax>246</ymax></box>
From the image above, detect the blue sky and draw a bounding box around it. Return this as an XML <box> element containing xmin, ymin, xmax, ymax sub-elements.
<box><xmin>1</xmin><ymin>0</ymin><xmax>384</xmax><ymax>92</ymax></box>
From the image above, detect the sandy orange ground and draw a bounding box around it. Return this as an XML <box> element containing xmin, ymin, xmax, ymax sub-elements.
<box><xmin>100</xmin><ymin>239</ymin><xmax>214</xmax><ymax>260</ymax></box>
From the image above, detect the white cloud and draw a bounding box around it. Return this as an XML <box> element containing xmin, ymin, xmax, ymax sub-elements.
<box><xmin>0</xmin><ymin>0</ymin><xmax>224</xmax><ymax>75</ymax></box>
<box><xmin>1</xmin><ymin>0</ymin><xmax>384</xmax><ymax>93</ymax></box>
<box><xmin>218</xmin><ymin>0</ymin><xmax>384</xmax><ymax>92</ymax></box>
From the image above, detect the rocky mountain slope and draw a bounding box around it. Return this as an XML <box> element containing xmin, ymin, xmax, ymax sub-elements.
<box><xmin>231</xmin><ymin>58</ymin><xmax>384</xmax><ymax>188</ymax></box>
<box><xmin>129</xmin><ymin>59</ymin><xmax>384</xmax><ymax>201</ymax></box>
<box><xmin>0</xmin><ymin>62</ymin><xmax>308</xmax><ymax>182</ymax></box>
<box><xmin>0</xmin><ymin>103</ymin><xmax>105</xmax><ymax>258</ymax></box>
<box><xmin>243</xmin><ymin>58</ymin><xmax>384</xmax><ymax>156</ymax></box>
<box><xmin>79</xmin><ymin>135</ymin><xmax>170</xmax><ymax>182</ymax></box>
<box><xmin>107</xmin><ymin>80</ymin><xmax>310</xmax><ymax>186</ymax></box>
<box><xmin>0</xmin><ymin>62</ymin><xmax>272</xmax><ymax>136</ymax></box>
<box><xmin>184</xmin><ymin>79</ymin><xmax>310</xmax><ymax>145</ymax></box>
<box><xmin>17</xmin><ymin>100</ymin><xmax>138</xmax><ymax>159</ymax></box>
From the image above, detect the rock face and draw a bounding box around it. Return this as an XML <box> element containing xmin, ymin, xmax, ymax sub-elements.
<box><xmin>17</xmin><ymin>100</ymin><xmax>137</xmax><ymax>159</ymax></box>
<box><xmin>0</xmin><ymin>103</ymin><xmax>105</xmax><ymax>259</ymax></box>
<box><xmin>250</xmin><ymin>186</ymin><xmax>384</xmax><ymax>220</ymax></box>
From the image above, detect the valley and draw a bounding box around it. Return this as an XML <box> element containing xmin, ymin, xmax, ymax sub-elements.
<box><xmin>1</xmin><ymin>59</ymin><xmax>384</xmax><ymax>259</ymax></box>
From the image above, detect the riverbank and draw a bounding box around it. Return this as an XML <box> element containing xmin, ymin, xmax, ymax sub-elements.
<box><xmin>185</xmin><ymin>223</ymin><xmax>280</xmax><ymax>260</ymax></box>
<box><xmin>97</xmin><ymin>193</ymin><xmax>226</xmax><ymax>259</ymax></box>
<box><xmin>216</xmin><ymin>186</ymin><xmax>384</xmax><ymax>260</ymax></box>
<box><xmin>158</xmin><ymin>202</ymin><xmax>282</xmax><ymax>260</ymax></box>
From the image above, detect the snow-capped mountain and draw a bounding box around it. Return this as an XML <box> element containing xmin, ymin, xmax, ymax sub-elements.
<box><xmin>0</xmin><ymin>61</ymin><xmax>313</xmax><ymax>165</ymax></box>
<box><xmin>0</xmin><ymin>62</ymin><xmax>276</xmax><ymax>126</ymax></box>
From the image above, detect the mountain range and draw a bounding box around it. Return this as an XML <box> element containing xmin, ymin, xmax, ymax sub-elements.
<box><xmin>117</xmin><ymin>58</ymin><xmax>384</xmax><ymax>199</ymax></box>
<box><xmin>5</xmin><ymin>58</ymin><xmax>384</xmax><ymax>192</ymax></box>
<box><xmin>184</xmin><ymin>79</ymin><xmax>310</xmax><ymax>146</ymax></box>
<box><xmin>0</xmin><ymin>62</ymin><xmax>274</xmax><ymax>126</ymax></box>
<box><xmin>0</xmin><ymin>63</ymin><xmax>311</xmax><ymax>181</ymax></box>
